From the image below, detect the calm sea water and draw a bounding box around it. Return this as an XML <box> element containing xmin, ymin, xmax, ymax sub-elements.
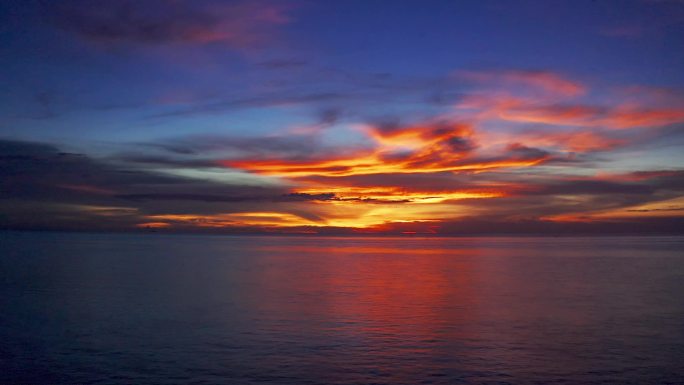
<box><xmin>1</xmin><ymin>232</ymin><xmax>683</xmax><ymax>384</ymax></box>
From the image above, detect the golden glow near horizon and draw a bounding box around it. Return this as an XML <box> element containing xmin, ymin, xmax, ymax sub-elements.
<box><xmin>137</xmin><ymin>203</ymin><xmax>469</xmax><ymax>229</ymax></box>
<box><xmin>141</xmin><ymin>123</ymin><xmax>531</xmax><ymax>231</ymax></box>
<box><xmin>141</xmin><ymin>212</ymin><xmax>320</xmax><ymax>228</ymax></box>
<box><xmin>295</xmin><ymin>186</ymin><xmax>503</xmax><ymax>204</ymax></box>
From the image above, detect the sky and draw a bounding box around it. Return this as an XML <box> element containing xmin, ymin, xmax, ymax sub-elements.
<box><xmin>1</xmin><ymin>0</ymin><xmax>684</xmax><ymax>235</ymax></box>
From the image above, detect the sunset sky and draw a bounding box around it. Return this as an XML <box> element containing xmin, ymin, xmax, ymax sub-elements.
<box><xmin>1</xmin><ymin>0</ymin><xmax>683</xmax><ymax>234</ymax></box>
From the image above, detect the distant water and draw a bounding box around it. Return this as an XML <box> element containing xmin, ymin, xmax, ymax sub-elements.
<box><xmin>1</xmin><ymin>232</ymin><xmax>683</xmax><ymax>385</ymax></box>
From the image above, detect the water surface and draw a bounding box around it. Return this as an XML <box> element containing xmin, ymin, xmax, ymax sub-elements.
<box><xmin>1</xmin><ymin>232</ymin><xmax>683</xmax><ymax>384</ymax></box>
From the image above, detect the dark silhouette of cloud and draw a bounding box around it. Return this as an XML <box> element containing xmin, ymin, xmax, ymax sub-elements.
<box><xmin>0</xmin><ymin>139</ymin><xmax>309</xmax><ymax>228</ymax></box>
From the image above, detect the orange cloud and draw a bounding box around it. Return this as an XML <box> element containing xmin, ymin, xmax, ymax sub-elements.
<box><xmin>222</xmin><ymin>122</ymin><xmax>550</xmax><ymax>178</ymax></box>
<box><xmin>223</xmin><ymin>150</ymin><xmax>548</xmax><ymax>178</ymax></box>
<box><xmin>136</xmin><ymin>222</ymin><xmax>172</xmax><ymax>229</ymax></box>
<box><xmin>142</xmin><ymin>212</ymin><xmax>318</xmax><ymax>228</ymax></box>
<box><xmin>295</xmin><ymin>186</ymin><xmax>504</xmax><ymax>204</ymax></box>
<box><xmin>366</xmin><ymin>122</ymin><xmax>474</xmax><ymax>150</ymax></box>
<box><xmin>138</xmin><ymin>207</ymin><xmax>455</xmax><ymax>230</ymax></box>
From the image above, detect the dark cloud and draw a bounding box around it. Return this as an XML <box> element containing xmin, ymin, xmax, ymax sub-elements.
<box><xmin>132</xmin><ymin>133</ymin><xmax>344</xmax><ymax>161</ymax></box>
<box><xmin>0</xmin><ymin>139</ymin><xmax>411</xmax><ymax>231</ymax></box>
<box><xmin>119</xmin><ymin>192</ymin><xmax>337</xmax><ymax>203</ymax></box>
<box><xmin>49</xmin><ymin>0</ymin><xmax>290</xmax><ymax>48</ymax></box>
<box><xmin>627</xmin><ymin>207</ymin><xmax>684</xmax><ymax>212</ymax></box>
<box><xmin>143</xmin><ymin>68</ymin><xmax>460</xmax><ymax>120</ymax></box>
<box><xmin>113</xmin><ymin>154</ymin><xmax>219</xmax><ymax>168</ymax></box>
<box><xmin>639</xmin><ymin>170</ymin><xmax>684</xmax><ymax>190</ymax></box>
<box><xmin>457</xmin><ymin>171</ymin><xmax>684</xmax><ymax>221</ymax></box>
<box><xmin>318</xmin><ymin>108</ymin><xmax>342</xmax><ymax>126</ymax></box>
<box><xmin>0</xmin><ymin>139</ymin><xmax>306</xmax><ymax>228</ymax></box>
<box><xmin>528</xmin><ymin>180</ymin><xmax>655</xmax><ymax>196</ymax></box>
<box><xmin>150</xmin><ymin>92</ymin><xmax>348</xmax><ymax>119</ymax></box>
<box><xmin>1</xmin><ymin>140</ymin><xmax>176</xmax><ymax>203</ymax></box>
<box><xmin>459</xmin><ymin>143</ymin><xmax>552</xmax><ymax>167</ymax></box>
<box><xmin>368</xmin><ymin>216</ymin><xmax>684</xmax><ymax>236</ymax></box>
<box><xmin>506</xmin><ymin>143</ymin><xmax>550</xmax><ymax>159</ymax></box>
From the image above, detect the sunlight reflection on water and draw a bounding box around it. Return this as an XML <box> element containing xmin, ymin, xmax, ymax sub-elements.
<box><xmin>1</xmin><ymin>233</ymin><xmax>683</xmax><ymax>384</ymax></box>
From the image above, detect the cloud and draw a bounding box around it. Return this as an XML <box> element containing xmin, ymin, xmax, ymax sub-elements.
<box><xmin>126</xmin><ymin>132</ymin><xmax>365</xmax><ymax>167</ymax></box>
<box><xmin>364</xmin><ymin>216</ymin><xmax>684</xmax><ymax>235</ymax></box>
<box><xmin>456</xmin><ymin>69</ymin><xmax>586</xmax><ymax>97</ymax></box>
<box><xmin>3</xmin><ymin>59</ymin><xmax>684</xmax><ymax>235</ymax></box>
<box><xmin>50</xmin><ymin>0</ymin><xmax>291</xmax><ymax>48</ymax></box>
<box><xmin>451</xmin><ymin>69</ymin><xmax>684</xmax><ymax>132</ymax></box>
<box><xmin>602</xmin><ymin>106</ymin><xmax>684</xmax><ymax>129</ymax></box>
<box><xmin>117</xmin><ymin>191</ymin><xmax>341</xmax><ymax>203</ymax></box>
<box><xmin>150</xmin><ymin>92</ymin><xmax>348</xmax><ymax>118</ymax></box>
<box><xmin>463</xmin><ymin>170</ymin><xmax>684</xmax><ymax>222</ymax></box>
<box><xmin>2</xmin><ymin>138</ymin><xmax>683</xmax><ymax>234</ymax></box>
<box><xmin>457</xmin><ymin>95</ymin><xmax>684</xmax><ymax>130</ymax></box>
<box><xmin>220</xmin><ymin>120</ymin><xmax>553</xmax><ymax>178</ymax></box>
<box><xmin>0</xmin><ymin>139</ymin><xmax>325</xmax><ymax>229</ymax></box>
<box><xmin>296</xmin><ymin>172</ymin><xmax>483</xmax><ymax>190</ymax></box>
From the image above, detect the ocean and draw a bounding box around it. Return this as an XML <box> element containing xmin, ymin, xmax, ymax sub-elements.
<box><xmin>1</xmin><ymin>232</ymin><xmax>683</xmax><ymax>384</ymax></box>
